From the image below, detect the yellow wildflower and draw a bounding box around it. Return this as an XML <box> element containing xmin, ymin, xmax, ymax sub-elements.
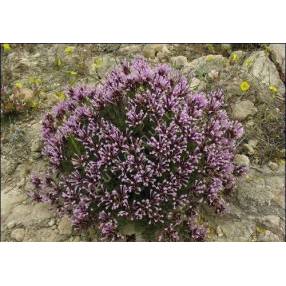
<box><xmin>269</xmin><ymin>85</ymin><xmax>278</xmax><ymax>94</ymax></box>
<box><xmin>240</xmin><ymin>81</ymin><xmax>250</xmax><ymax>92</ymax></box>
<box><xmin>3</xmin><ymin>43</ymin><xmax>11</xmax><ymax>52</ymax></box>
<box><xmin>64</xmin><ymin>46</ymin><xmax>75</xmax><ymax>55</ymax></box>
<box><xmin>55</xmin><ymin>92</ymin><xmax>65</xmax><ymax>101</ymax></box>
<box><xmin>15</xmin><ymin>82</ymin><xmax>23</xmax><ymax>89</ymax></box>
<box><xmin>230</xmin><ymin>53</ymin><xmax>238</xmax><ymax>62</ymax></box>
<box><xmin>206</xmin><ymin>55</ymin><xmax>214</xmax><ymax>62</ymax></box>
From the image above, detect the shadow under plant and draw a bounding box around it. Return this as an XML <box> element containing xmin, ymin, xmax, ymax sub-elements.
<box><xmin>1</xmin><ymin>44</ymin><xmax>285</xmax><ymax>241</ymax></box>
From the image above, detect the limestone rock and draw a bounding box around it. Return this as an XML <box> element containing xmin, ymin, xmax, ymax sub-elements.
<box><xmin>29</xmin><ymin>228</ymin><xmax>63</xmax><ymax>242</ymax></box>
<box><xmin>232</xmin><ymin>100</ymin><xmax>257</xmax><ymax>120</ymax></box>
<box><xmin>234</xmin><ymin>154</ymin><xmax>250</xmax><ymax>168</ymax></box>
<box><xmin>142</xmin><ymin>44</ymin><xmax>169</xmax><ymax>59</ymax></box>
<box><xmin>58</xmin><ymin>216</ymin><xmax>73</xmax><ymax>235</ymax></box>
<box><xmin>1</xmin><ymin>188</ymin><xmax>27</xmax><ymax>219</ymax></box>
<box><xmin>11</xmin><ymin>228</ymin><xmax>25</xmax><ymax>241</ymax></box>
<box><xmin>118</xmin><ymin>45</ymin><xmax>142</xmax><ymax>56</ymax></box>
<box><xmin>187</xmin><ymin>55</ymin><xmax>228</xmax><ymax>74</ymax></box>
<box><xmin>170</xmin><ymin>56</ymin><xmax>188</xmax><ymax>69</ymax></box>
<box><xmin>218</xmin><ymin>220</ymin><xmax>256</xmax><ymax>242</ymax></box>
<box><xmin>243</xmin><ymin>139</ymin><xmax>258</xmax><ymax>155</ymax></box>
<box><xmin>269</xmin><ymin>44</ymin><xmax>285</xmax><ymax>76</ymax></box>
<box><xmin>257</xmin><ymin>230</ymin><xmax>280</xmax><ymax>242</ymax></box>
<box><xmin>243</xmin><ymin>51</ymin><xmax>284</xmax><ymax>96</ymax></box>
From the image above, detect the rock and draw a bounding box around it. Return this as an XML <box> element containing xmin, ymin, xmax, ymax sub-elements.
<box><xmin>236</xmin><ymin>171</ymin><xmax>274</xmax><ymax>213</ymax></box>
<box><xmin>1</xmin><ymin>188</ymin><xmax>27</xmax><ymax>219</ymax></box>
<box><xmin>28</xmin><ymin>228</ymin><xmax>63</xmax><ymax>242</ymax></box>
<box><xmin>269</xmin><ymin>44</ymin><xmax>285</xmax><ymax>76</ymax></box>
<box><xmin>142</xmin><ymin>44</ymin><xmax>168</xmax><ymax>59</ymax></box>
<box><xmin>232</xmin><ymin>100</ymin><xmax>257</xmax><ymax>120</ymax></box>
<box><xmin>118</xmin><ymin>45</ymin><xmax>142</xmax><ymax>56</ymax></box>
<box><xmin>208</xmin><ymin>70</ymin><xmax>219</xmax><ymax>81</ymax></box>
<box><xmin>243</xmin><ymin>51</ymin><xmax>285</xmax><ymax>96</ymax></box>
<box><xmin>261</xmin><ymin>215</ymin><xmax>280</xmax><ymax>229</ymax></box>
<box><xmin>156</xmin><ymin>45</ymin><xmax>171</xmax><ymax>61</ymax></box>
<box><xmin>7</xmin><ymin>221</ymin><xmax>16</xmax><ymax>229</ymax></box>
<box><xmin>257</xmin><ymin>230</ymin><xmax>280</xmax><ymax>242</ymax></box>
<box><xmin>187</xmin><ymin>55</ymin><xmax>228</xmax><ymax>74</ymax></box>
<box><xmin>234</xmin><ymin>154</ymin><xmax>250</xmax><ymax>168</ymax></box>
<box><xmin>268</xmin><ymin>161</ymin><xmax>279</xmax><ymax>171</ymax></box>
<box><xmin>58</xmin><ymin>216</ymin><xmax>73</xmax><ymax>235</ymax></box>
<box><xmin>16</xmin><ymin>179</ymin><xmax>25</xmax><ymax>188</ymax></box>
<box><xmin>216</xmin><ymin>226</ymin><xmax>224</xmax><ymax>237</ymax></box>
<box><xmin>5</xmin><ymin>203</ymin><xmax>54</xmax><ymax>227</ymax></box>
<box><xmin>243</xmin><ymin>139</ymin><xmax>258</xmax><ymax>155</ymax></box>
<box><xmin>11</xmin><ymin>228</ymin><xmax>25</xmax><ymax>241</ymax></box>
<box><xmin>264</xmin><ymin>176</ymin><xmax>285</xmax><ymax>209</ymax></box>
<box><xmin>72</xmin><ymin>236</ymin><xmax>81</xmax><ymax>242</ymax></box>
<box><xmin>1</xmin><ymin>158</ymin><xmax>18</xmax><ymax>177</ymax></box>
<box><xmin>170</xmin><ymin>56</ymin><xmax>188</xmax><ymax>69</ymax></box>
<box><xmin>31</xmin><ymin>138</ymin><xmax>42</xmax><ymax>153</ymax></box>
<box><xmin>218</xmin><ymin>220</ymin><xmax>256</xmax><ymax>242</ymax></box>
<box><xmin>48</xmin><ymin>218</ymin><xmax>55</xmax><ymax>227</ymax></box>
<box><xmin>32</xmin><ymin>152</ymin><xmax>42</xmax><ymax>160</ymax></box>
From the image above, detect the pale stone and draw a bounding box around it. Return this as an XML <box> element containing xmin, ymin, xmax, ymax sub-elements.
<box><xmin>170</xmin><ymin>56</ymin><xmax>188</xmax><ymax>68</ymax></box>
<box><xmin>232</xmin><ymin>100</ymin><xmax>257</xmax><ymax>120</ymax></box>
<box><xmin>11</xmin><ymin>228</ymin><xmax>25</xmax><ymax>241</ymax></box>
<box><xmin>58</xmin><ymin>216</ymin><xmax>73</xmax><ymax>235</ymax></box>
<box><xmin>234</xmin><ymin>154</ymin><xmax>250</xmax><ymax>168</ymax></box>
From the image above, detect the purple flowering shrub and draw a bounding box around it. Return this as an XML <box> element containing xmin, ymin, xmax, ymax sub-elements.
<box><xmin>31</xmin><ymin>58</ymin><xmax>246</xmax><ymax>241</ymax></box>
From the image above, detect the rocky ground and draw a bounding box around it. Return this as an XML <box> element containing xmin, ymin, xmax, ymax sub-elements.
<box><xmin>1</xmin><ymin>44</ymin><xmax>285</xmax><ymax>241</ymax></box>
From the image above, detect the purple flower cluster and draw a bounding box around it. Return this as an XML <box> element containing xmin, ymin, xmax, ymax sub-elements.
<box><xmin>31</xmin><ymin>58</ymin><xmax>246</xmax><ymax>241</ymax></box>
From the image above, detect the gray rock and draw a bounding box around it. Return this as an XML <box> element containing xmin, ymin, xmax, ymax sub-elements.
<box><xmin>218</xmin><ymin>220</ymin><xmax>256</xmax><ymax>242</ymax></box>
<box><xmin>243</xmin><ymin>51</ymin><xmax>285</xmax><ymax>96</ymax></box>
<box><xmin>7</xmin><ymin>221</ymin><xmax>16</xmax><ymax>230</ymax></box>
<box><xmin>208</xmin><ymin>69</ymin><xmax>219</xmax><ymax>81</ymax></box>
<box><xmin>264</xmin><ymin>176</ymin><xmax>285</xmax><ymax>209</ymax></box>
<box><xmin>170</xmin><ymin>56</ymin><xmax>188</xmax><ymax>69</ymax></box>
<box><xmin>28</xmin><ymin>228</ymin><xmax>63</xmax><ymax>242</ymax></box>
<box><xmin>31</xmin><ymin>138</ymin><xmax>42</xmax><ymax>153</ymax></box>
<box><xmin>269</xmin><ymin>44</ymin><xmax>285</xmax><ymax>76</ymax></box>
<box><xmin>1</xmin><ymin>188</ymin><xmax>27</xmax><ymax>219</ymax></box>
<box><xmin>118</xmin><ymin>45</ymin><xmax>142</xmax><ymax>56</ymax></box>
<box><xmin>261</xmin><ymin>215</ymin><xmax>280</xmax><ymax>229</ymax></box>
<box><xmin>142</xmin><ymin>44</ymin><xmax>169</xmax><ymax>59</ymax></box>
<box><xmin>5</xmin><ymin>203</ymin><xmax>54</xmax><ymax>227</ymax></box>
<box><xmin>234</xmin><ymin>154</ymin><xmax>250</xmax><ymax>168</ymax></box>
<box><xmin>11</xmin><ymin>228</ymin><xmax>25</xmax><ymax>241</ymax></box>
<box><xmin>243</xmin><ymin>139</ymin><xmax>258</xmax><ymax>155</ymax></box>
<box><xmin>232</xmin><ymin>100</ymin><xmax>257</xmax><ymax>120</ymax></box>
<box><xmin>48</xmin><ymin>218</ymin><xmax>55</xmax><ymax>227</ymax></box>
<box><xmin>257</xmin><ymin>230</ymin><xmax>280</xmax><ymax>242</ymax></box>
<box><xmin>268</xmin><ymin>161</ymin><xmax>279</xmax><ymax>171</ymax></box>
<box><xmin>58</xmin><ymin>216</ymin><xmax>73</xmax><ymax>235</ymax></box>
<box><xmin>187</xmin><ymin>54</ymin><xmax>228</xmax><ymax>74</ymax></box>
<box><xmin>236</xmin><ymin>175</ymin><xmax>268</xmax><ymax>210</ymax></box>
